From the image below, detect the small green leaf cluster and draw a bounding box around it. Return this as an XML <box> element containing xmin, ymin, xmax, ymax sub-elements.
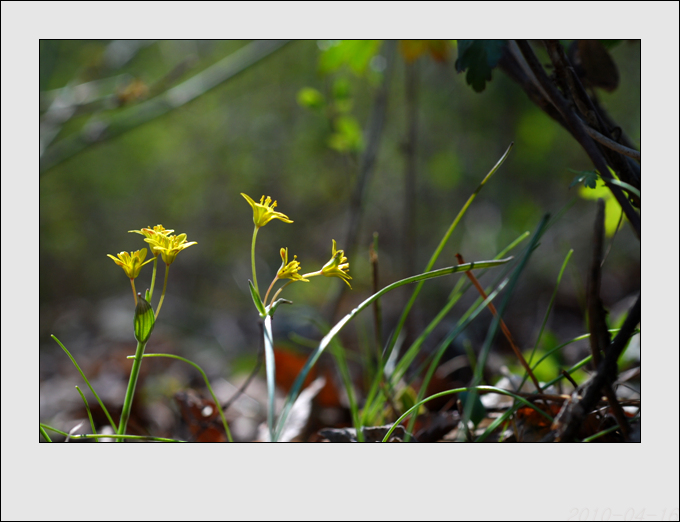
<box><xmin>455</xmin><ymin>40</ymin><xmax>507</xmax><ymax>92</ymax></box>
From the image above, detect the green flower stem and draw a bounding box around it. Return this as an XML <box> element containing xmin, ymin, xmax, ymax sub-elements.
<box><xmin>135</xmin><ymin>353</ymin><xmax>233</xmax><ymax>442</ymax></box>
<box><xmin>51</xmin><ymin>335</ymin><xmax>118</xmax><ymax>431</ymax></box>
<box><xmin>269</xmin><ymin>280</ymin><xmax>295</xmax><ymax>306</ymax></box>
<box><xmin>75</xmin><ymin>386</ymin><xmax>98</xmax><ymax>442</ymax></box>
<box><xmin>154</xmin><ymin>263</ymin><xmax>170</xmax><ymax>319</ymax></box>
<box><xmin>381</xmin><ymin>385</ymin><xmax>554</xmax><ymax>442</ymax></box>
<box><xmin>40</xmin><ymin>423</ymin><xmax>69</xmax><ymax>437</ymax></box>
<box><xmin>263</xmin><ymin>277</ymin><xmax>279</xmax><ymax>307</ymax></box>
<box><xmin>117</xmin><ymin>339</ymin><xmax>148</xmax><ymax>440</ymax></box>
<box><xmin>274</xmin><ymin>257</ymin><xmax>513</xmax><ymax>441</ymax></box>
<box><xmin>148</xmin><ymin>256</ymin><xmax>159</xmax><ymax>302</ymax></box>
<box><xmin>130</xmin><ymin>278</ymin><xmax>137</xmax><ymax>305</ymax></box>
<box><xmin>251</xmin><ymin>226</ymin><xmax>260</xmax><ymax>297</ymax></box>
<box><xmin>263</xmin><ymin>315</ymin><xmax>276</xmax><ymax>441</ymax></box>
<box><xmin>40</xmin><ymin>425</ymin><xmax>52</xmax><ymax>442</ymax></box>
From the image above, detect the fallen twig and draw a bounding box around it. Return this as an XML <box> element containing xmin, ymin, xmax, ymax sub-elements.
<box><xmin>456</xmin><ymin>253</ymin><xmax>541</xmax><ymax>392</ymax></box>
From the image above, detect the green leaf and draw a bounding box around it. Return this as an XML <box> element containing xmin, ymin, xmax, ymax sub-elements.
<box><xmin>267</xmin><ymin>298</ymin><xmax>292</xmax><ymax>317</ymax></box>
<box><xmin>318</xmin><ymin>40</ymin><xmax>382</xmax><ymax>75</ymax></box>
<box><xmin>134</xmin><ymin>296</ymin><xmax>155</xmax><ymax>343</ymax></box>
<box><xmin>297</xmin><ymin>87</ymin><xmax>325</xmax><ymax>110</ymax></box>
<box><xmin>332</xmin><ymin>77</ymin><xmax>351</xmax><ymax>101</ymax></box>
<box><xmin>327</xmin><ymin>115</ymin><xmax>364</xmax><ymax>153</ymax></box>
<box><xmin>568</xmin><ymin>168</ymin><xmax>599</xmax><ymax>189</ymax></box>
<box><xmin>578</xmin><ymin>179</ymin><xmax>627</xmax><ymax>236</ymax></box>
<box><xmin>331</xmin><ymin>77</ymin><xmax>353</xmax><ymax>112</ymax></box>
<box><xmin>455</xmin><ymin>40</ymin><xmax>506</xmax><ymax>92</ymax></box>
<box><xmin>248</xmin><ymin>280</ymin><xmax>266</xmax><ymax>317</ymax></box>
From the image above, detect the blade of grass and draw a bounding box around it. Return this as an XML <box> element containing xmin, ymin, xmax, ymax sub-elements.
<box><xmin>367</xmin><ymin>261</ymin><xmax>513</xmax><ymax>426</ymax></box>
<box><xmin>135</xmin><ymin>353</ymin><xmax>233</xmax><ymax>442</ymax></box>
<box><xmin>330</xmin><ymin>338</ymin><xmax>364</xmax><ymax>442</ymax></box>
<box><xmin>72</xmin><ymin>433</ymin><xmax>184</xmax><ymax>442</ymax></box>
<box><xmin>51</xmin><ymin>335</ymin><xmax>118</xmax><ymax>431</ymax></box>
<box><xmin>383</xmin><ymin>142</ymin><xmax>514</xmax><ymax>365</ymax></box>
<box><xmin>456</xmin><ymin>252</ymin><xmax>541</xmax><ymax>391</ymax></box>
<box><xmin>461</xmin><ymin>215</ymin><xmax>550</xmax><ymax>434</ymax></box>
<box><xmin>529</xmin><ymin>328</ymin><xmax>634</xmax><ymax>384</ymax></box>
<box><xmin>40</xmin><ymin>423</ymin><xmax>69</xmax><ymax>437</ymax></box>
<box><xmin>40</xmin><ymin>425</ymin><xmax>52</xmax><ymax>442</ymax></box>
<box><xmin>475</xmin><ymin>351</ymin><xmax>599</xmax><ymax>442</ymax></box>
<box><xmin>381</xmin><ymin>385</ymin><xmax>554</xmax><ymax>442</ymax></box>
<box><xmin>403</xmin><ymin>277</ymin><xmax>511</xmax><ymax>440</ymax></box>
<box><xmin>522</xmin><ymin>249</ymin><xmax>574</xmax><ymax>385</ymax></box>
<box><xmin>75</xmin><ymin>386</ymin><xmax>98</xmax><ymax>442</ymax></box>
<box><xmin>362</xmin><ymin>231</ymin><xmax>529</xmax><ymax>426</ymax></box>
<box><xmin>39</xmin><ymin>422</ymin><xmax>180</xmax><ymax>442</ymax></box>
<box><xmin>274</xmin><ymin>257</ymin><xmax>513</xmax><ymax>441</ymax></box>
<box><xmin>262</xmin><ymin>316</ymin><xmax>276</xmax><ymax>441</ymax></box>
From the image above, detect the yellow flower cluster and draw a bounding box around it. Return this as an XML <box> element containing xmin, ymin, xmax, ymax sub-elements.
<box><xmin>241</xmin><ymin>193</ymin><xmax>293</xmax><ymax>229</ymax></box>
<box><xmin>277</xmin><ymin>247</ymin><xmax>309</xmax><ymax>282</ymax></box>
<box><xmin>107</xmin><ymin>249</ymin><xmax>153</xmax><ymax>279</ymax></box>
<box><xmin>320</xmin><ymin>239</ymin><xmax>352</xmax><ymax>288</ymax></box>
<box><xmin>108</xmin><ymin>225</ymin><xmax>197</xmax><ymax>278</ymax></box>
<box><xmin>242</xmin><ymin>193</ymin><xmax>352</xmax><ymax>300</ymax></box>
<box><xmin>129</xmin><ymin>225</ymin><xmax>197</xmax><ymax>265</ymax></box>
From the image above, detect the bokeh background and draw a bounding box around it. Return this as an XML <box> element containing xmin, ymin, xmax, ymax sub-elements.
<box><xmin>39</xmin><ymin>40</ymin><xmax>640</xmax><ymax>440</ymax></box>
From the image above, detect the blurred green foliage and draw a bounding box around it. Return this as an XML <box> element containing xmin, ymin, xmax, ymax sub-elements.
<box><xmin>40</xmin><ymin>40</ymin><xmax>640</xmax><ymax>372</ymax></box>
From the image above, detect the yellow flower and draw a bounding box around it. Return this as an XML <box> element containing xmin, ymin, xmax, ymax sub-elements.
<box><xmin>107</xmin><ymin>249</ymin><xmax>154</xmax><ymax>279</ymax></box>
<box><xmin>277</xmin><ymin>248</ymin><xmax>309</xmax><ymax>282</ymax></box>
<box><xmin>129</xmin><ymin>225</ymin><xmax>175</xmax><ymax>256</ymax></box>
<box><xmin>241</xmin><ymin>193</ymin><xmax>293</xmax><ymax>229</ymax></box>
<box><xmin>144</xmin><ymin>233</ymin><xmax>197</xmax><ymax>265</ymax></box>
<box><xmin>321</xmin><ymin>239</ymin><xmax>352</xmax><ymax>288</ymax></box>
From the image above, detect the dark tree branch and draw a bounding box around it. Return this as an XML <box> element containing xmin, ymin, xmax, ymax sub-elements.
<box><xmin>543</xmin><ymin>40</ymin><xmax>640</xmax><ymax>199</ymax></box>
<box><xmin>587</xmin><ymin>199</ymin><xmax>609</xmax><ymax>367</ymax></box>
<box><xmin>556</xmin><ymin>294</ymin><xmax>640</xmax><ymax>441</ymax></box>
<box><xmin>586</xmin><ymin>199</ymin><xmax>630</xmax><ymax>440</ymax></box>
<box><xmin>515</xmin><ymin>40</ymin><xmax>640</xmax><ymax>240</ymax></box>
<box><xmin>498</xmin><ymin>45</ymin><xmax>566</xmax><ymax>127</ymax></box>
<box><xmin>40</xmin><ymin>40</ymin><xmax>291</xmax><ymax>174</ymax></box>
<box><xmin>581</xmin><ymin>124</ymin><xmax>641</xmax><ymax>162</ymax></box>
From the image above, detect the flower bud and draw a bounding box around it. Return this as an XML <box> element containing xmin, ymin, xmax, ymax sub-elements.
<box><xmin>134</xmin><ymin>294</ymin><xmax>155</xmax><ymax>343</ymax></box>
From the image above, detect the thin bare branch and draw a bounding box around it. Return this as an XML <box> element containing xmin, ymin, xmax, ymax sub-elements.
<box><xmin>40</xmin><ymin>40</ymin><xmax>290</xmax><ymax>174</ymax></box>
<box><xmin>582</xmin><ymin>123</ymin><xmax>640</xmax><ymax>162</ymax></box>
<box><xmin>556</xmin><ymin>294</ymin><xmax>640</xmax><ymax>441</ymax></box>
<box><xmin>543</xmin><ymin>40</ymin><xmax>640</xmax><ymax>196</ymax></box>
